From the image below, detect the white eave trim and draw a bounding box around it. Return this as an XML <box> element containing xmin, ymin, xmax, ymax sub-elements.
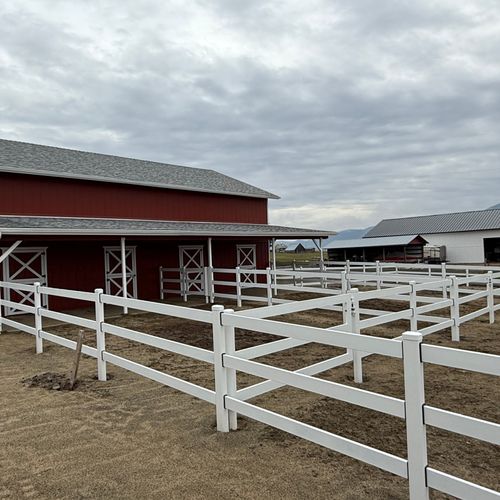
<box><xmin>0</xmin><ymin>227</ymin><xmax>332</xmax><ymax>238</ymax></box>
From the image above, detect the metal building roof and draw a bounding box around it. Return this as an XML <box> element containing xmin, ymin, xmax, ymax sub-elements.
<box><xmin>325</xmin><ymin>235</ymin><xmax>424</xmax><ymax>250</ymax></box>
<box><xmin>0</xmin><ymin>216</ymin><xmax>332</xmax><ymax>238</ymax></box>
<box><xmin>0</xmin><ymin>139</ymin><xmax>279</xmax><ymax>199</ymax></box>
<box><xmin>365</xmin><ymin>209</ymin><xmax>500</xmax><ymax>238</ymax></box>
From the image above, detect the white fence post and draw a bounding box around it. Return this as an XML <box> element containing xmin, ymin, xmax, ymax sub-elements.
<box><xmin>266</xmin><ymin>267</ymin><xmax>273</xmax><ymax>306</ymax></box>
<box><xmin>236</xmin><ymin>267</ymin><xmax>242</xmax><ymax>307</ymax></box>
<box><xmin>376</xmin><ymin>260</ymin><xmax>381</xmax><ymax>290</ymax></box>
<box><xmin>341</xmin><ymin>271</ymin><xmax>347</xmax><ymax>294</ymax></box>
<box><xmin>159</xmin><ymin>267</ymin><xmax>165</xmax><ymax>300</ymax></box>
<box><xmin>212</xmin><ymin>305</ymin><xmax>229</xmax><ymax>432</ymax></box>
<box><xmin>203</xmin><ymin>266</ymin><xmax>209</xmax><ymax>304</ymax></box>
<box><xmin>292</xmin><ymin>261</ymin><xmax>297</xmax><ymax>286</ymax></box>
<box><xmin>409</xmin><ymin>280</ymin><xmax>417</xmax><ymax>332</ymax></box>
<box><xmin>95</xmin><ymin>288</ymin><xmax>107</xmax><ymax>381</ymax></box>
<box><xmin>350</xmin><ymin>288</ymin><xmax>362</xmax><ymax>384</ymax></box>
<box><xmin>450</xmin><ymin>276</ymin><xmax>460</xmax><ymax>341</ymax></box>
<box><xmin>441</xmin><ymin>262</ymin><xmax>447</xmax><ymax>299</ymax></box>
<box><xmin>224</xmin><ymin>308</ymin><xmax>237</xmax><ymax>430</ymax></box>
<box><xmin>209</xmin><ymin>266</ymin><xmax>215</xmax><ymax>304</ymax></box>
<box><xmin>34</xmin><ymin>282</ymin><xmax>43</xmax><ymax>354</ymax></box>
<box><xmin>487</xmin><ymin>271</ymin><xmax>494</xmax><ymax>324</ymax></box>
<box><xmin>402</xmin><ymin>332</ymin><xmax>429</xmax><ymax>500</ymax></box>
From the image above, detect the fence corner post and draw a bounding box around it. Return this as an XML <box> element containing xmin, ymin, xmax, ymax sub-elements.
<box><xmin>402</xmin><ymin>331</ymin><xmax>429</xmax><ymax>500</ymax></box>
<box><xmin>450</xmin><ymin>276</ymin><xmax>460</xmax><ymax>341</ymax></box>
<box><xmin>34</xmin><ymin>282</ymin><xmax>43</xmax><ymax>354</ymax></box>
<box><xmin>95</xmin><ymin>288</ymin><xmax>107</xmax><ymax>381</ymax></box>
<box><xmin>212</xmin><ymin>305</ymin><xmax>229</xmax><ymax>432</ymax></box>
<box><xmin>224</xmin><ymin>308</ymin><xmax>238</xmax><ymax>430</ymax></box>
<box><xmin>487</xmin><ymin>271</ymin><xmax>494</xmax><ymax>324</ymax></box>
<box><xmin>0</xmin><ymin>284</ymin><xmax>3</xmax><ymax>334</ymax></box>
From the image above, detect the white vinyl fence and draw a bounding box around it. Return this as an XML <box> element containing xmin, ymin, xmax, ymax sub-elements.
<box><xmin>0</xmin><ymin>279</ymin><xmax>499</xmax><ymax>500</ymax></box>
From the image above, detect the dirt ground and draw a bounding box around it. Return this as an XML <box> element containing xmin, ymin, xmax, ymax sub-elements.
<box><xmin>0</xmin><ymin>293</ymin><xmax>498</xmax><ymax>499</ymax></box>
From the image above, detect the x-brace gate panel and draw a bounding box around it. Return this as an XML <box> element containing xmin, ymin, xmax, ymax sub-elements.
<box><xmin>2</xmin><ymin>247</ymin><xmax>48</xmax><ymax>316</ymax></box>
<box><xmin>104</xmin><ymin>247</ymin><xmax>137</xmax><ymax>299</ymax></box>
<box><xmin>237</xmin><ymin>245</ymin><xmax>257</xmax><ymax>284</ymax></box>
<box><xmin>179</xmin><ymin>246</ymin><xmax>205</xmax><ymax>297</ymax></box>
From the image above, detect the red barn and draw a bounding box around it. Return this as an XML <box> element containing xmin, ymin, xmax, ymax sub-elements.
<box><xmin>0</xmin><ymin>139</ymin><xmax>331</xmax><ymax>313</ymax></box>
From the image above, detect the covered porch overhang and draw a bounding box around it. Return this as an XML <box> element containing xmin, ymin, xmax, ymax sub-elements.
<box><xmin>0</xmin><ymin>216</ymin><xmax>334</xmax><ymax>313</ymax></box>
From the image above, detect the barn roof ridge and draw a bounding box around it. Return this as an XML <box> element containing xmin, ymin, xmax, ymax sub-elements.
<box><xmin>0</xmin><ymin>138</ymin><xmax>279</xmax><ymax>200</ymax></box>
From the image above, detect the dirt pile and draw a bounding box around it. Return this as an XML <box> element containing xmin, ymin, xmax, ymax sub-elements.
<box><xmin>22</xmin><ymin>372</ymin><xmax>74</xmax><ymax>391</ymax></box>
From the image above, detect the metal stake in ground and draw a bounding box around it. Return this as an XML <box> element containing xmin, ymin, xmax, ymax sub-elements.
<box><xmin>69</xmin><ymin>330</ymin><xmax>85</xmax><ymax>390</ymax></box>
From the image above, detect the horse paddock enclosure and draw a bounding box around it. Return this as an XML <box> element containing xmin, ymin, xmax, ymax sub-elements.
<box><xmin>0</xmin><ymin>263</ymin><xmax>499</xmax><ymax>499</ymax></box>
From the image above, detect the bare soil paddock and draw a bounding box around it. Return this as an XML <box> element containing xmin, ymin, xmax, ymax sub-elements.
<box><xmin>0</xmin><ymin>296</ymin><xmax>498</xmax><ymax>499</ymax></box>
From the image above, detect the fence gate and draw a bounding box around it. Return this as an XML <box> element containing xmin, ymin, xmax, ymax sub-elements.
<box><xmin>104</xmin><ymin>246</ymin><xmax>137</xmax><ymax>298</ymax></box>
<box><xmin>1</xmin><ymin>247</ymin><xmax>48</xmax><ymax>316</ymax></box>
<box><xmin>179</xmin><ymin>245</ymin><xmax>205</xmax><ymax>298</ymax></box>
<box><xmin>237</xmin><ymin>244</ymin><xmax>257</xmax><ymax>284</ymax></box>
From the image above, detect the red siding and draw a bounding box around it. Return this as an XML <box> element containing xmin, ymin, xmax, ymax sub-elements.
<box><xmin>0</xmin><ymin>173</ymin><xmax>268</xmax><ymax>224</ymax></box>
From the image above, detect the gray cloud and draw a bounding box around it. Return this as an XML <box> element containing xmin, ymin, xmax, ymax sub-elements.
<box><xmin>1</xmin><ymin>0</ymin><xmax>500</xmax><ymax>231</ymax></box>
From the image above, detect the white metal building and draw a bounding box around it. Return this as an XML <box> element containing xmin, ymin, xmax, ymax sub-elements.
<box><xmin>365</xmin><ymin>208</ymin><xmax>500</xmax><ymax>264</ymax></box>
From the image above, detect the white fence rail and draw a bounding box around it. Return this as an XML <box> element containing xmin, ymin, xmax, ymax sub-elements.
<box><xmin>0</xmin><ymin>279</ymin><xmax>498</xmax><ymax>499</ymax></box>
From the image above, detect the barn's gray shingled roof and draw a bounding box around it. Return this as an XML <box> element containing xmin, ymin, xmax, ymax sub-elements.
<box><xmin>0</xmin><ymin>139</ymin><xmax>279</xmax><ymax>199</ymax></box>
<box><xmin>365</xmin><ymin>209</ymin><xmax>500</xmax><ymax>238</ymax></box>
<box><xmin>0</xmin><ymin>216</ymin><xmax>332</xmax><ymax>238</ymax></box>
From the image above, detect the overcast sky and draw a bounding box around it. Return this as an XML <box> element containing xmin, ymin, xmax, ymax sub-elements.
<box><xmin>1</xmin><ymin>0</ymin><xmax>500</xmax><ymax>231</ymax></box>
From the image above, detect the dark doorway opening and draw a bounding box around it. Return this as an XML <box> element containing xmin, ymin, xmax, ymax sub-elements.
<box><xmin>484</xmin><ymin>237</ymin><xmax>500</xmax><ymax>263</ymax></box>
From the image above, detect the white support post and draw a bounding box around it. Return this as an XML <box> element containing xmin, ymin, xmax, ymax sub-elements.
<box><xmin>350</xmin><ymin>288</ymin><xmax>362</xmax><ymax>384</ymax></box>
<box><xmin>487</xmin><ymin>271</ymin><xmax>494</xmax><ymax>324</ymax></box>
<box><xmin>272</xmin><ymin>238</ymin><xmax>277</xmax><ymax>296</ymax></box>
<box><xmin>409</xmin><ymin>281</ymin><xmax>417</xmax><ymax>332</ymax></box>
<box><xmin>450</xmin><ymin>276</ymin><xmax>460</xmax><ymax>341</ymax></box>
<box><xmin>402</xmin><ymin>332</ymin><xmax>429</xmax><ymax>500</ymax></box>
<box><xmin>120</xmin><ymin>237</ymin><xmax>128</xmax><ymax>314</ymax></box>
<box><xmin>375</xmin><ymin>260</ymin><xmax>381</xmax><ymax>290</ymax></box>
<box><xmin>292</xmin><ymin>260</ymin><xmax>297</xmax><ymax>286</ymax></box>
<box><xmin>319</xmin><ymin>239</ymin><xmax>326</xmax><ymax>288</ymax></box>
<box><xmin>212</xmin><ymin>305</ymin><xmax>229</xmax><ymax>432</ymax></box>
<box><xmin>236</xmin><ymin>267</ymin><xmax>242</xmax><ymax>307</ymax></box>
<box><xmin>465</xmin><ymin>268</ymin><xmax>470</xmax><ymax>288</ymax></box>
<box><xmin>266</xmin><ymin>267</ymin><xmax>273</xmax><ymax>306</ymax></box>
<box><xmin>95</xmin><ymin>288</ymin><xmax>107</xmax><ymax>381</ymax></box>
<box><xmin>441</xmin><ymin>262</ymin><xmax>447</xmax><ymax>299</ymax></box>
<box><xmin>34</xmin><ymin>282</ymin><xmax>43</xmax><ymax>354</ymax></box>
<box><xmin>224</xmin><ymin>309</ymin><xmax>237</xmax><ymax>430</ymax></box>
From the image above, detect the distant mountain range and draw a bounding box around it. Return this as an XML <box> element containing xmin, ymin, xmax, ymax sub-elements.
<box><xmin>277</xmin><ymin>227</ymin><xmax>372</xmax><ymax>250</ymax></box>
<box><xmin>489</xmin><ymin>203</ymin><xmax>500</xmax><ymax>209</ymax></box>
